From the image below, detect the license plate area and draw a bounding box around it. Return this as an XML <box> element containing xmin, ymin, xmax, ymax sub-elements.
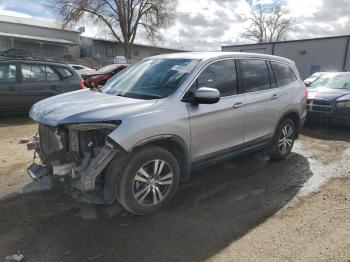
<box><xmin>27</xmin><ymin>163</ymin><xmax>49</xmax><ymax>181</ymax></box>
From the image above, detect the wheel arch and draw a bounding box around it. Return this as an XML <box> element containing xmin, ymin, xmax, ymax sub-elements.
<box><xmin>276</xmin><ymin>110</ymin><xmax>301</xmax><ymax>138</ymax></box>
<box><xmin>103</xmin><ymin>135</ymin><xmax>191</xmax><ymax>204</ymax></box>
<box><xmin>130</xmin><ymin>135</ymin><xmax>191</xmax><ymax>183</ymax></box>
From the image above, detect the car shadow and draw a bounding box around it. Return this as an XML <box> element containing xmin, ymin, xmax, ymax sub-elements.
<box><xmin>0</xmin><ymin>152</ymin><xmax>312</xmax><ymax>262</ymax></box>
<box><xmin>0</xmin><ymin>114</ymin><xmax>33</xmax><ymax>127</ymax></box>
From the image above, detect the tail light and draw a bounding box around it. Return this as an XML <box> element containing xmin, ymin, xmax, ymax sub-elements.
<box><xmin>304</xmin><ymin>88</ymin><xmax>308</xmax><ymax>99</ymax></box>
<box><xmin>80</xmin><ymin>80</ymin><xmax>86</xmax><ymax>89</ymax></box>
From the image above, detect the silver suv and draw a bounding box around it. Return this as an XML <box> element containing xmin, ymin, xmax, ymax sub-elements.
<box><xmin>27</xmin><ymin>52</ymin><xmax>307</xmax><ymax>215</ymax></box>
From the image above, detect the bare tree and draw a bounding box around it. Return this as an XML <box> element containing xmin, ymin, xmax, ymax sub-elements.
<box><xmin>50</xmin><ymin>0</ymin><xmax>177</xmax><ymax>60</ymax></box>
<box><xmin>242</xmin><ymin>5</ymin><xmax>293</xmax><ymax>43</ymax></box>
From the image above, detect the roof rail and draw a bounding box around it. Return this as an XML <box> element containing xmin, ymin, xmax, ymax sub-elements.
<box><xmin>0</xmin><ymin>55</ymin><xmax>66</xmax><ymax>64</ymax></box>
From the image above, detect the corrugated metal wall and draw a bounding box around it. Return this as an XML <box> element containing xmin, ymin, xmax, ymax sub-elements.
<box><xmin>222</xmin><ymin>37</ymin><xmax>350</xmax><ymax>79</ymax></box>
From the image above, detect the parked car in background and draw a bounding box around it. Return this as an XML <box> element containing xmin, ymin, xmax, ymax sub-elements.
<box><xmin>304</xmin><ymin>72</ymin><xmax>327</xmax><ymax>86</ymax></box>
<box><xmin>70</xmin><ymin>64</ymin><xmax>96</xmax><ymax>76</ymax></box>
<box><xmin>83</xmin><ymin>64</ymin><xmax>127</xmax><ymax>88</ymax></box>
<box><xmin>307</xmin><ymin>72</ymin><xmax>350</xmax><ymax>125</ymax></box>
<box><xmin>0</xmin><ymin>58</ymin><xmax>84</xmax><ymax>114</ymax></box>
<box><xmin>27</xmin><ymin>52</ymin><xmax>306</xmax><ymax>215</ymax></box>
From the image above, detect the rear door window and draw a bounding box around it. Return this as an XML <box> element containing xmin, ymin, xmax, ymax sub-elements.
<box><xmin>46</xmin><ymin>66</ymin><xmax>60</xmax><ymax>81</ymax></box>
<box><xmin>271</xmin><ymin>62</ymin><xmax>297</xmax><ymax>87</ymax></box>
<box><xmin>0</xmin><ymin>64</ymin><xmax>16</xmax><ymax>83</ymax></box>
<box><xmin>21</xmin><ymin>64</ymin><xmax>46</xmax><ymax>82</ymax></box>
<box><xmin>195</xmin><ymin>59</ymin><xmax>237</xmax><ymax>97</ymax></box>
<box><xmin>54</xmin><ymin>66</ymin><xmax>73</xmax><ymax>78</ymax></box>
<box><xmin>238</xmin><ymin>59</ymin><xmax>270</xmax><ymax>92</ymax></box>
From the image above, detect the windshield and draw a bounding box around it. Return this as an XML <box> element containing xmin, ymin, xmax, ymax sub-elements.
<box><xmin>97</xmin><ymin>65</ymin><xmax>118</xmax><ymax>73</ymax></box>
<box><xmin>101</xmin><ymin>58</ymin><xmax>199</xmax><ymax>99</ymax></box>
<box><xmin>305</xmin><ymin>73</ymin><xmax>322</xmax><ymax>81</ymax></box>
<box><xmin>309</xmin><ymin>73</ymin><xmax>350</xmax><ymax>90</ymax></box>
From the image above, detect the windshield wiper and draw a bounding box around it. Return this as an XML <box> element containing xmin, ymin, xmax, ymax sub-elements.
<box><xmin>119</xmin><ymin>92</ymin><xmax>162</xmax><ymax>99</ymax></box>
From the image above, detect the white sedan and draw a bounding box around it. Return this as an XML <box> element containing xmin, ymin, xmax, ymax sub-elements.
<box><xmin>69</xmin><ymin>64</ymin><xmax>96</xmax><ymax>76</ymax></box>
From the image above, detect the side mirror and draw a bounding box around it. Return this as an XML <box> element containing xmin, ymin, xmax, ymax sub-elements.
<box><xmin>192</xmin><ymin>87</ymin><xmax>220</xmax><ymax>104</ymax></box>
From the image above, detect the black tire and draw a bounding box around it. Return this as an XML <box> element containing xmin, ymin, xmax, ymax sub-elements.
<box><xmin>267</xmin><ymin>118</ymin><xmax>296</xmax><ymax>160</ymax></box>
<box><xmin>116</xmin><ymin>145</ymin><xmax>180</xmax><ymax>215</ymax></box>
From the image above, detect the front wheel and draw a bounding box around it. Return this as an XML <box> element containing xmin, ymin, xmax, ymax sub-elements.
<box><xmin>116</xmin><ymin>146</ymin><xmax>180</xmax><ymax>215</ymax></box>
<box><xmin>267</xmin><ymin>118</ymin><xmax>296</xmax><ymax>160</ymax></box>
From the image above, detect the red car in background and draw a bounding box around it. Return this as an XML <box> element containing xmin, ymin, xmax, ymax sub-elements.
<box><xmin>83</xmin><ymin>64</ymin><xmax>128</xmax><ymax>88</ymax></box>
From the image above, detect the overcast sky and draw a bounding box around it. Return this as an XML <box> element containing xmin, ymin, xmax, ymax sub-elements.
<box><xmin>0</xmin><ymin>0</ymin><xmax>349</xmax><ymax>51</ymax></box>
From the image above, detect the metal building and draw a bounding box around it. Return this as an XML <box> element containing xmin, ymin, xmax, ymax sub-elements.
<box><xmin>80</xmin><ymin>36</ymin><xmax>183</xmax><ymax>63</ymax></box>
<box><xmin>222</xmin><ymin>35</ymin><xmax>350</xmax><ymax>79</ymax></box>
<box><xmin>0</xmin><ymin>15</ymin><xmax>80</xmax><ymax>59</ymax></box>
<box><xmin>0</xmin><ymin>15</ymin><xmax>183</xmax><ymax>62</ymax></box>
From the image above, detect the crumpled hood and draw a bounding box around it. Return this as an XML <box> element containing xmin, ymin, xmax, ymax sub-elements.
<box><xmin>29</xmin><ymin>89</ymin><xmax>157</xmax><ymax>126</ymax></box>
<box><xmin>307</xmin><ymin>87</ymin><xmax>350</xmax><ymax>101</ymax></box>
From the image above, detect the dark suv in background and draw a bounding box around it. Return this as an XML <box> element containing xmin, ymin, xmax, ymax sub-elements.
<box><xmin>0</xmin><ymin>58</ymin><xmax>83</xmax><ymax>114</ymax></box>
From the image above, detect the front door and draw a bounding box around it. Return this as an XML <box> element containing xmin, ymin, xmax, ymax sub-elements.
<box><xmin>0</xmin><ymin>63</ymin><xmax>21</xmax><ymax>113</ymax></box>
<box><xmin>186</xmin><ymin>59</ymin><xmax>246</xmax><ymax>162</ymax></box>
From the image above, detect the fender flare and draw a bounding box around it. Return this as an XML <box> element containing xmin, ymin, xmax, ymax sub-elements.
<box><xmin>275</xmin><ymin>110</ymin><xmax>301</xmax><ymax>138</ymax></box>
<box><xmin>130</xmin><ymin>135</ymin><xmax>191</xmax><ymax>183</ymax></box>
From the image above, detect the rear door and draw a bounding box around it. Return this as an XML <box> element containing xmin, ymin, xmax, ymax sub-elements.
<box><xmin>52</xmin><ymin>66</ymin><xmax>80</xmax><ymax>92</ymax></box>
<box><xmin>0</xmin><ymin>62</ymin><xmax>21</xmax><ymax>112</ymax></box>
<box><xmin>270</xmin><ymin>60</ymin><xmax>300</xmax><ymax>117</ymax></box>
<box><xmin>186</xmin><ymin>59</ymin><xmax>246</xmax><ymax>162</ymax></box>
<box><xmin>18</xmin><ymin>63</ymin><xmax>60</xmax><ymax>109</ymax></box>
<box><xmin>237</xmin><ymin>59</ymin><xmax>280</xmax><ymax>143</ymax></box>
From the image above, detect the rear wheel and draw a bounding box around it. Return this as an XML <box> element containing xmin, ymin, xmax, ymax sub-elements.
<box><xmin>267</xmin><ymin>118</ymin><xmax>296</xmax><ymax>160</ymax></box>
<box><xmin>117</xmin><ymin>146</ymin><xmax>180</xmax><ymax>215</ymax></box>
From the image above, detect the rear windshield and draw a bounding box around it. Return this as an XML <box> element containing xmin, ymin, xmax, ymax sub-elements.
<box><xmin>102</xmin><ymin>58</ymin><xmax>199</xmax><ymax>99</ymax></box>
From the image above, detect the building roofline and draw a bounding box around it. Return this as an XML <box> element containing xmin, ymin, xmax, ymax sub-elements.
<box><xmin>0</xmin><ymin>32</ymin><xmax>77</xmax><ymax>45</ymax></box>
<box><xmin>222</xmin><ymin>34</ymin><xmax>350</xmax><ymax>48</ymax></box>
<box><xmin>0</xmin><ymin>14</ymin><xmax>80</xmax><ymax>33</ymax></box>
<box><xmin>81</xmin><ymin>36</ymin><xmax>185</xmax><ymax>51</ymax></box>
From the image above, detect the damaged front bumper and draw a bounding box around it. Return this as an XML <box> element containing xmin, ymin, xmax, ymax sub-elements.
<box><xmin>27</xmin><ymin>122</ymin><xmax>125</xmax><ymax>203</ymax></box>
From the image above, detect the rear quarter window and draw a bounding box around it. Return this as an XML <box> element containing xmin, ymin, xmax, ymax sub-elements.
<box><xmin>54</xmin><ymin>66</ymin><xmax>73</xmax><ymax>79</ymax></box>
<box><xmin>271</xmin><ymin>62</ymin><xmax>297</xmax><ymax>87</ymax></box>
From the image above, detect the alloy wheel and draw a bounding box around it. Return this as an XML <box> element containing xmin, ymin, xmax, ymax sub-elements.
<box><xmin>132</xmin><ymin>159</ymin><xmax>173</xmax><ymax>206</ymax></box>
<box><xmin>278</xmin><ymin>124</ymin><xmax>294</xmax><ymax>155</ymax></box>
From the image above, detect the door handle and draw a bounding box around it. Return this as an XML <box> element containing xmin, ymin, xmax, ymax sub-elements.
<box><xmin>271</xmin><ymin>94</ymin><xmax>278</xmax><ymax>100</ymax></box>
<box><xmin>233</xmin><ymin>102</ymin><xmax>243</xmax><ymax>109</ymax></box>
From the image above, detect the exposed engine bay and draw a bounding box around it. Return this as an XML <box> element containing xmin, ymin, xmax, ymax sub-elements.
<box><xmin>27</xmin><ymin>122</ymin><xmax>123</xmax><ymax>202</ymax></box>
